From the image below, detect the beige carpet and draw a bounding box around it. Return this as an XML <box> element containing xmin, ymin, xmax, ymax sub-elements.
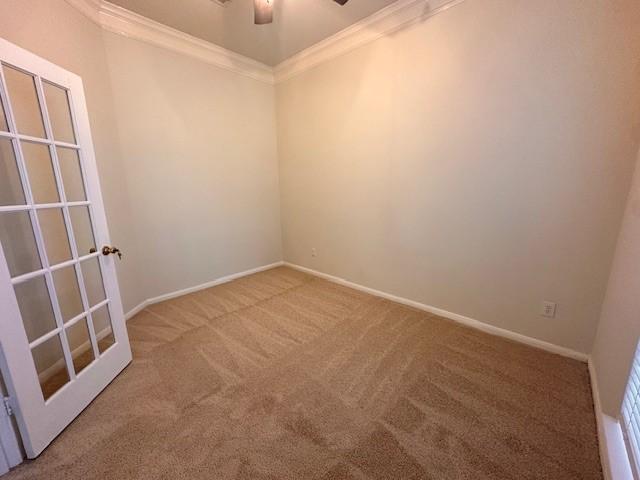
<box><xmin>8</xmin><ymin>266</ymin><xmax>602</xmax><ymax>479</ymax></box>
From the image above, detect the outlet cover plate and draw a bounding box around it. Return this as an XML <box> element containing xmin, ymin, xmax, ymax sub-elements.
<box><xmin>541</xmin><ymin>301</ymin><xmax>557</xmax><ymax>318</ymax></box>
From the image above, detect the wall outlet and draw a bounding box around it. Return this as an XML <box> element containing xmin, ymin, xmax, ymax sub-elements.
<box><xmin>541</xmin><ymin>301</ymin><xmax>557</xmax><ymax>318</ymax></box>
<box><xmin>311</xmin><ymin>248</ymin><xmax>317</xmax><ymax>257</ymax></box>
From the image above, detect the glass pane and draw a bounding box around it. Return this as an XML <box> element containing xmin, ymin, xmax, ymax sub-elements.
<box><xmin>0</xmin><ymin>138</ymin><xmax>25</xmax><ymax>205</ymax></box>
<box><xmin>22</xmin><ymin>142</ymin><xmax>59</xmax><ymax>204</ymax></box>
<box><xmin>37</xmin><ymin>208</ymin><xmax>72</xmax><ymax>265</ymax></box>
<box><xmin>14</xmin><ymin>275</ymin><xmax>57</xmax><ymax>343</ymax></box>
<box><xmin>53</xmin><ymin>265</ymin><xmax>83</xmax><ymax>322</ymax></box>
<box><xmin>57</xmin><ymin>147</ymin><xmax>85</xmax><ymax>201</ymax></box>
<box><xmin>43</xmin><ymin>82</ymin><xmax>76</xmax><ymax>144</ymax></box>
<box><xmin>31</xmin><ymin>334</ymin><xmax>69</xmax><ymax>401</ymax></box>
<box><xmin>0</xmin><ymin>211</ymin><xmax>41</xmax><ymax>277</ymax></box>
<box><xmin>81</xmin><ymin>257</ymin><xmax>105</xmax><ymax>307</ymax></box>
<box><xmin>3</xmin><ymin>65</ymin><xmax>45</xmax><ymax>138</ymax></box>
<box><xmin>92</xmin><ymin>306</ymin><xmax>115</xmax><ymax>354</ymax></box>
<box><xmin>66</xmin><ymin>318</ymin><xmax>94</xmax><ymax>375</ymax></box>
<box><xmin>69</xmin><ymin>206</ymin><xmax>95</xmax><ymax>256</ymax></box>
<box><xmin>0</xmin><ymin>95</ymin><xmax>7</xmax><ymax>131</ymax></box>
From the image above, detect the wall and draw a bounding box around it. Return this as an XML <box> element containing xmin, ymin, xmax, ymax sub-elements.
<box><xmin>0</xmin><ymin>0</ymin><xmax>282</xmax><ymax>314</ymax></box>
<box><xmin>1</xmin><ymin>0</ymin><xmax>638</xmax><ymax>388</ymax></box>
<box><xmin>0</xmin><ymin>0</ymin><xmax>145</xmax><ymax>382</ymax></box>
<box><xmin>276</xmin><ymin>0</ymin><xmax>640</xmax><ymax>354</ymax></box>
<box><xmin>0</xmin><ymin>0</ymin><xmax>144</xmax><ymax>313</ymax></box>
<box><xmin>592</xmin><ymin>148</ymin><xmax>640</xmax><ymax>417</ymax></box>
<box><xmin>0</xmin><ymin>0</ymin><xmax>282</xmax><ymax>377</ymax></box>
<box><xmin>101</xmin><ymin>32</ymin><xmax>282</xmax><ymax>301</ymax></box>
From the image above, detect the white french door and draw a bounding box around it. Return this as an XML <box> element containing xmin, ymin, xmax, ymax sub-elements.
<box><xmin>0</xmin><ymin>38</ymin><xmax>132</xmax><ymax>458</ymax></box>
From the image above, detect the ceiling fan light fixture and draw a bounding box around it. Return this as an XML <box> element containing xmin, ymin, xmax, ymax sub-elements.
<box><xmin>254</xmin><ymin>0</ymin><xmax>273</xmax><ymax>25</ymax></box>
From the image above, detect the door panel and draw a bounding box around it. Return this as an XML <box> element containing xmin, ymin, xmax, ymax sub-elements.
<box><xmin>0</xmin><ymin>38</ymin><xmax>132</xmax><ymax>458</ymax></box>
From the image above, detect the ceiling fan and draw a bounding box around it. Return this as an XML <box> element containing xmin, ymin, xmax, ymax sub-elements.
<box><xmin>252</xmin><ymin>0</ymin><xmax>350</xmax><ymax>25</ymax></box>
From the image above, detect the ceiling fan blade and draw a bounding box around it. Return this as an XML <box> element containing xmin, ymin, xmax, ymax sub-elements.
<box><xmin>254</xmin><ymin>0</ymin><xmax>273</xmax><ymax>24</ymax></box>
<box><xmin>333</xmin><ymin>0</ymin><xmax>350</xmax><ymax>4</ymax></box>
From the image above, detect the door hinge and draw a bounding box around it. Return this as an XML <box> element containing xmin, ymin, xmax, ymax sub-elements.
<box><xmin>2</xmin><ymin>396</ymin><xmax>14</xmax><ymax>417</ymax></box>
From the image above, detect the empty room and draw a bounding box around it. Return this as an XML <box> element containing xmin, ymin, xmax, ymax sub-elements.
<box><xmin>0</xmin><ymin>0</ymin><xmax>639</xmax><ymax>478</ymax></box>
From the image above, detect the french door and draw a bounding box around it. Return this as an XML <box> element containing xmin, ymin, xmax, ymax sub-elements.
<box><xmin>0</xmin><ymin>38</ymin><xmax>131</xmax><ymax>458</ymax></box>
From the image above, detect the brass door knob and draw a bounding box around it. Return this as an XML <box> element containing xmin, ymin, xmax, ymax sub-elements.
<box><xmin>101</xmin><ymin>246</ymin><xmax>122</xmax><ymax>259</ymax></box>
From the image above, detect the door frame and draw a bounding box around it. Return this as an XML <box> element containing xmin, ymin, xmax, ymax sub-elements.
<box><xmin>0</xmin><ymin>37</ymin><xmax>131</xmax><ymax>459</ymax></box>
<box><xmin>0</xmin><ymin>371</ymin><xmax>22</xmax><ymax>475</ymax></box>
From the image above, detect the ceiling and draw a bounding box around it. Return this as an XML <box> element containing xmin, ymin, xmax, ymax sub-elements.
<box><xmin>108</xmin><ymin>0</ymin><xmax>399</xmax><ymax>66</ymax></box>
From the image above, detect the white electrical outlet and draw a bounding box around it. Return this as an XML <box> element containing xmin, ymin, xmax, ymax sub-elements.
<box><xmin>541</xmin><ymin>301</ymin><xmax>557</xmax><ymax>318</ymax></box>
<box><xmin>311</xmin><ymin>248</ymin><xmax>317</xmax><ymax>257</ymax></box>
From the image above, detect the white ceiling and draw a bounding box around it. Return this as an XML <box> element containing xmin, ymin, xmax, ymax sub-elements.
<box><xmin>108</xmin><ymin>0</ymin><xmax>399</xmax><ymax>66</ymax></box>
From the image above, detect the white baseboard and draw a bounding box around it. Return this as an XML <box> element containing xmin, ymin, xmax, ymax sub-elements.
<box><xmin>589</xmin><ymin>358</ymin><xmax>634</xmax><ymax>480</ymax></box>
<box><xmin>590</xmin><ymin>358</ymin><xmax>613</xmax><ymax>480</ymax></box>
<box><xmin>124</xmin><ymin>261</ymin><xmax>285</xmax><ymax>320</ymax></box>
<box><xmin>284</xmin><ymin>262</ymin><xmax>588</xmax><ymax>363</ymax></box>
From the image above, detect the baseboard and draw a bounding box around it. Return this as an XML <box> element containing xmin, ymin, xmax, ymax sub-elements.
<box><xmin>124</xmin><ymin>261</ymin><xmax>285</xmax><ymax>320</ymax></box>
<box><xmin>590</xmin><ymin>358</ymin><xmax>613</xmax><ymax>480</ymax></box>
<box><xmin>284</xmin><ymin>262</ymin><xmax>588</xmax><ymax>363</ymax></box>
<box><xmin>589</xmin><ymin>358</ymin><xmax>634</xmax><ymax>480</ymax></box>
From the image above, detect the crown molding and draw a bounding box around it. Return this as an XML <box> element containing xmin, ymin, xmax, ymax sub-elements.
<box><xmin>65</xmin><ymin>0</ymin><xmax>274</xmax><ymax>84</ymax></box>
<box><xmin>274</xmin><ymin>0</ymin><xmax>466</xmax><ymax>83</ymax></box>
<box><xmin>66</xmin><ymin>0</ymin><xmax>102</xmax><ymax>23</ymax></box>
<box><xmin>64</xmin><ymin>0</ymin><xmax>466</xmax><ymax>85</ymax></box>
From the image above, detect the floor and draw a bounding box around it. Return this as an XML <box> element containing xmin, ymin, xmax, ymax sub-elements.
<box><xmin>8</xmin><ymin>266</ymin><xmax>602</xmax><ymax>479</ymax></box>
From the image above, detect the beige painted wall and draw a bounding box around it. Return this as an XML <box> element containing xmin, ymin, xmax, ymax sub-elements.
<box><xmin>276</xmin><ymin>0</ymin><xmax>640</xmax><ymax>354</ymax></box>
<box><xmin>0</xmin><ymin>0</ymin><xmax>144</xmax><ymax>313</ymax></box>
<box><xmin>1</xmin><ymin>0</ymin><xmax>638</xmax><ymax>377</ymax></box>
<box><xmin>0</xmin><ymin>0</ymin><xmax>282</xmax><ymax>314</ymax></box>
<box><xmin>101</xmin><ymin>32</ymin><xmax>282</xmax><ymax>301</ymax></box>
<box><xmin>0</xmin><ymin>0</ymin><xmax>282</xmax><ymax>375</ymax></box>
<box><xmin>592</xmin><ymin>149</ymin><xmax>640</xmax><ymax>416</ymax></box>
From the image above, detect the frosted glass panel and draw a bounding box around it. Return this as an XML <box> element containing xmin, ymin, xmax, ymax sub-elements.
<box><xmin>31</xmin><ymin>335</ymin><xmax>69</xmax><ymax>401</ymax></box>
<box><xmin>0</xmin><ymin>138</ymin><xmax>25</xmax><ymax>206</ymax></box>
<box><xmin>37</xmin><ymin>208</ymin><xmax>72</xmax><ymax>265</ymax></box>
<box><xmin>57</xmin><ymin>147</ymin><xmax>85</xmax><ymax>201</ymax></box>
<box><xmin>53</xmin><ymin>266</ymin><xmax>83</xmax><ymax>322</ymax></box>
<box><xmin>92</xmin><ymin>307</ymin><xmax>115</xmax><ymax>354</ymax></box>
<box><xmin>14</xmin><ymin>275</ymin><xmax>57</xmax><ymax>343</ymax></box>
<box><xmin>43</xmin><ymin>82</ymin><xmax>75</xmax><ymax>144</ymax></box>
<box><xmin>22</xmin><ymin>142</ymin><xmax>58</xmax><ymax>204</ymax></box>
<box><xmin>69</xmin><ymin>206</ymin><xmax>95</xmax><ymax>256</ymax></box>
<box><xmin>0</xmin><ymin>211</ymin><xmax>41</xmax><ymax>277</ymax></box>
<box><xmin>66</xmin><ymin>319</ymin><xmax>94</xmax><ymax>375</ymax></box>
<box><xmin>0</xmin><ymin>96</ymin><xmax>7</xmax><ymax>132</ymax></box>
<box><xmin>81</xmin><ymin>257</ymin><xmax>105</xmax><ymax>307</ymax></box>
<box><xmin>3</xmin><ymin>65</ymin><xmax>45</xmax><ymax>138</ymax></box>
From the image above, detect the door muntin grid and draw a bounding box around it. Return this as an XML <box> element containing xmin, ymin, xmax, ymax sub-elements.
<box><xmin>0</xmin><ymin>61</ymin><xmax>116</xmax><ymax>402</ymax></box>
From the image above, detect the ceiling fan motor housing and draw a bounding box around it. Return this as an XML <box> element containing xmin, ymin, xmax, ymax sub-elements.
<box><xmin>252</xmin><ymin>0</ymin><xmax>350</xmax><ymax>25</ymax></box>
<box><xmin>254</xmin><ymin>0</ymin><xmax>273</xmax><ymax>25</ymax></box>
